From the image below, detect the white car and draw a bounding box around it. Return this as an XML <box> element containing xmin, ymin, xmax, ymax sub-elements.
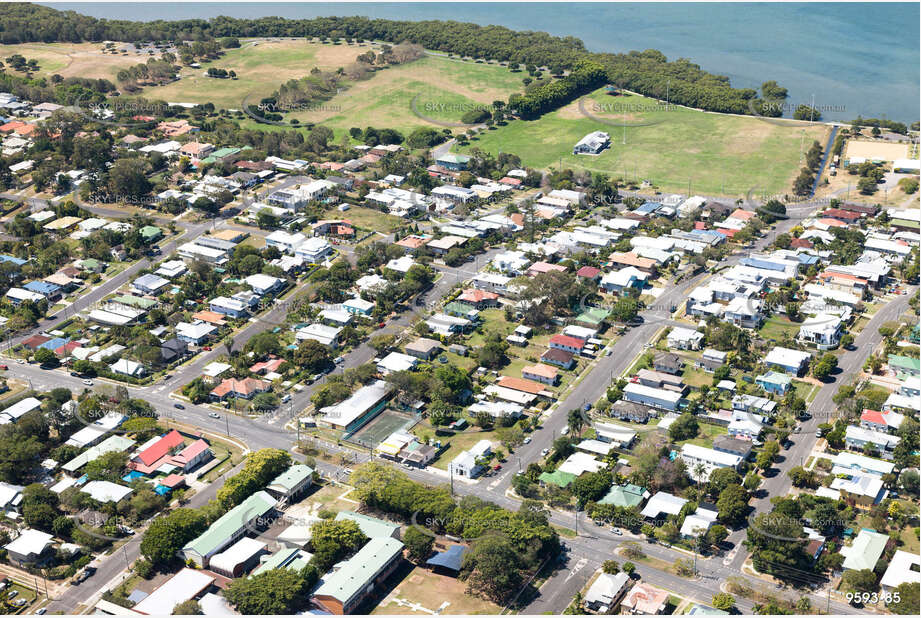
<box><xmin>523</xmin><ymin>436</ymin><xmax>532</xmax><ymax>444</ymax></box>
<box><xmin>208</xmin><ymin>412</ymin><xmax>220</xmax><ymax>419</ymax></box>
<box><xmin>82</xmin><ymin>379</ymin><xmax>94</xmax><ymax>386</ymax></box>
<box><xmin>541</xmin><ymin>448</ymin><xmax>550</xmax><ymax>457</ymax></box>
<box><xmin>612</xmin><ymin>527</ymin><xmax>623</xmax><ymax>535</ymax></box>
<box><xmin>16</xmin><ymin>358</ymin><xmax>25</xmax><ymax>364</ymax></box>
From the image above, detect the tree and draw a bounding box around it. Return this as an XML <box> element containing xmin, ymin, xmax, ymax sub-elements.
<box><xmin>403</xmin><ymin>525</ymin><xmax>434</xmax><ymax>562</ymax></box>
<box><xmin>708</xmin><ymin>468</ymin><xmax>742</xmax><ymax>498</ymax></box>
<box><xmin>571</xmin><ymin>470</ymin><xmax>612</xmax><ymax>507</ymax></box>
<box><xmin>33</xmin><ymin>347</ymin><xmax>58</xmax><ymax>366</ymax></box>
<box><xmin>712</xmin><ymin>593</ymin><xmax>735</xmax><ymax>611</ymax></box>
<box><xmin>888</xmin><ymin>582</ymin><xmax>920</xmax><ymax>615</ymax></box>
<box><xmin>309</xmin><ymin>519</ymin><xmax>368</xmax><ymax>571</ymax></box>
<box><xmin>369</xmin><ymin>333</ymin><xmax>395</xmax><ymax>353</ymax></box>
<box><xmin>716</xmin><ymin>484</ymin><xmax>749</xmax><ymax>527</ymax></box>
<box><xmin>84</xmin><ymin>450</ymin><xmax>128</xmax><ymax>482</ymax></box>
<box><xmin>841</xmin><ymin>568</ymin><xmax>878</xmax><ymax>594</ymax></box>
<box><xmin>811</xmin><ymin>353</ymin><xmax>838</xmax><ymax>380</ymax></box>
<box><xmin>172</xmin><ymin>599</ymin><xmax>203</xmax><ymax>615</ymax></box>
<box><xmin>622</xmin><ymin>561</ymin><xmax>636</xmax><ymax>575</ymax></box>
<box><xmin>602</xmin><ymin>560</ymin><xmax>620</xmax><ymax>574</ymax></box>
<box><xmin>462</xmin><ymin>533</ymin><xmax>522</xmax><ymax>604</ymax></box>
<box><xmin>224</xmin><ymin>568</ymin><xmax>314</xmax><ymax>615</ymax></box>
<box><xmin>668</xmin><ymin>413</ymin><xmax>699</xmax><ymax>442</ymax></box>
<box><xmin>611</xmin><ymin>296</ymin><xmax>641</xmax><ymax>323</ymax></box>
<box><xmin>787</xmin><ymin>466</ymin><xmax>816</xmax><ymax>488</ymax></box>
<box><xmin>217</xmin><ymin>449</ymin><xmax>291</xmax><ymax>509</ymax></box>
<box><xmin>140</xmin><ymin>508</ymin><xmax>207</xmax><ymax>566</ymax></box>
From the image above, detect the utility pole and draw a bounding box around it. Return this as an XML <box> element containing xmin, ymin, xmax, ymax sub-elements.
<box><xmin>123</xmin><ymin>545</ymin><xmax>131</xmax><ymax>571</ymax></box>
<box><xmin>225</xmin><ymin>413</ymin><xmax>230</xmax><ymax>438</ymax></box>
<box><xmin>449</xmin><ymin>464</ymin><xmax>454</xmax><ymax>497</ymax></box>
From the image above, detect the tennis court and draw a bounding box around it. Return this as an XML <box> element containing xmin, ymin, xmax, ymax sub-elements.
<box><xmin>347</xmin><ymin>409</ymin><xmax>417</xmax><ymax>449</ymax></box>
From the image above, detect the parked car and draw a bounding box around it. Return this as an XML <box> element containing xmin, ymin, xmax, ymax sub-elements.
<box><xmin>541</xmin><ymin>448</ymin><xmax>550</xmax><ymax>457</ymax></box>
<box><xmin>82</xmin><ymin>379</ymin><xmax>94</xmax><ymax>386</ymax></box>
<box><xmin>523</xmin><ymin>436</ymin><xmax>532</xmax><ymax>444</ymax></box>
<box><xmin>208</xmin><ymin>412</ymin><xmax>220</xmax><ymax>419</ymax></box>
<box><xmin>0</xmin><ymin>364</ymin><xmax>7</xmax><ymax>370</ymax></box>
<box><xmin>173</xmin><ymin>403</ymin><xmax>185</xmax><ymax>410</ymax></box>
<box><xmin>281</xmin><ymin>394</ymin><xmax>291</xmax><ymax>403</ymax></box>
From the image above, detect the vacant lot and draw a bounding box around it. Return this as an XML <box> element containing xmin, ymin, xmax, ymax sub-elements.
<box><xmin>371</xmin><ymin>562</ymin><xmax>501</xmax><ymax>615</ymax></box>
<box><xmin>462</xmin><ymin>89</ymin><xmax>829</xmax><ymax>196</ymax></box>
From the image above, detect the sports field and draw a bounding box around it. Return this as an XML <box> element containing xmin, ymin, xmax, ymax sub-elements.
<box><xmin>349</xmin><ymin>409</ymin><xmax>417</xmax><ymax>449</ymax></box>
<box><xmin>460</xmin><ymin>88</ymin><xmax>830</xmax><ymax>197</ymax></box>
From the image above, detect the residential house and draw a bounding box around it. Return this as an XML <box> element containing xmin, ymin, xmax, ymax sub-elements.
<box><xmin>209</xmin><ymin>377</ymin><xmax>270</xmax><ymax>401</ymax></box>
<box><xmin>667</xmin><ymin>327</ymin><xmax>704</xmax><ymax>351</ymax></box>
<box><xmin>653</xmin><ymin>352</ymin><xmax>683</xmax><ymax>375</ymax></box>
<box><xmin>584</xmin><ymin>572</ymin><xmax>630</xmax><ymax>613</ymax></box>
<box><xmin>764</xmin><ymin>347</ymin><xmax>812</xmax><ymax>375</ymax></box>
<box><xmin>859</xmin><ymin>408</ymin><xmax>904</xmax><ymax>434</ymax></box>
<box><xmin>755</xmin><ymin>371</ymin><xmax>792</xmax><ymax>395</ymax></box>
<box><xmin>679</xmin><ymin>444</ymin><xmax>743</xmax><ymax>481</ymax></box>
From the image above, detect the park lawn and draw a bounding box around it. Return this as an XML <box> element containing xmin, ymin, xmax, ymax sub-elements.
<box><xmin>0</xmin><ymin>41</ymin><xmax>141</xmax><ymax>80</ymax></box>
<box><xmin>791</xmin><ymin>379</ymin><xmax>820</xmax><ymax>404</ymax></box>
<box><xmin>291</xmin><ymin>54</ymin><xmax>525</xmax><ymax>134</ymax></box>
<box><xmin>757</xmin><ymin>315</ymin><xmax>802</xmax><ymax>342</ymax></box>
<box><xmin>324</xmin><ymin>205</ymin><xmax>403</xmax><ymax>234</ymax></box>
<box><xmin>370</xmin><ymin>562</ymin><xmax>501</xmax><ymax>615</ymax></box>
<box><xmin>461</xmin><ymin>89</ymin><xmax>829</xmax><ymax>197</ymax></box>
<box><xmin>142</xmin><ymin>39</ymin><xmax>361</xmax><ymax>109</ymax></box>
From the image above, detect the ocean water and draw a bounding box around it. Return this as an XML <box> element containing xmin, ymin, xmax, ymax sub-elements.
<box><xmin>42</xmin><ymin>2</ymin><xmax>920</xmax><ymax>123</ymax></box>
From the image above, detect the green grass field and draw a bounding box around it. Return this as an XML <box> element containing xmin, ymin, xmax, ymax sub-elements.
<box><xmin>758</xmin><ymin>315</ymin><xmax>802</xmax><ymax>342</ymax></box>
<box><xmin>460</xmin><ymin>89</ymin><xmax>829</xmax><ymax>196</ymax></box>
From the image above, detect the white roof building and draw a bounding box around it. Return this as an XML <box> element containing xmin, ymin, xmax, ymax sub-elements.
<box><xmin>881</xmin><ymin>550</ymin><xmax>921</xmax><ymax>592</ymax></box>
<box><xmin>376</xmin><ymin>352</ymin><xmax>417</xmax><ymax>375</ymax></box>
<box><xmin>640</xmin><ymin>492</ymin><xmax>688</xmax><ymax>518</ymax></box>
<box><xmin>133</xmin><ymin>568</ymin><xmax>215</xmax><ymax>615</ymax></box>
<box><xmin>557</xmin><ymin>452</ymin><xmax>605</xmax><ymax>476</ymax></box>
<box><xmin>81</xmin><ymin>480</ymin><xmax>133</xmax><ymax>503</ymax></box>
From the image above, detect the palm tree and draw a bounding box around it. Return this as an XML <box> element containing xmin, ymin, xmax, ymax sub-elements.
<box><xmin>567</xmin><ymin>409</ymin><xmax>584</xmax><ymax>437</ymax></box>
<box><xmin>223</xmin><ymin>336</ymin><xmax>235</xmax><ymax>357</ymax></box>
<box><xmin>693</xmin><ymin>463</ymin><xmax>708</xmax><ymax>488</ymax></box>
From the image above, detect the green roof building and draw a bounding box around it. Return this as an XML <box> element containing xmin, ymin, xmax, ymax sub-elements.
<box><xmin>200</xmin><ymin>147</ymin><xmax>242</xmax><ymax>165</ymax></box>
<box><xmin>62</xmin><ymin>435</ymin><xmax>135</xmax><ymax>473</ymax></box>
<box><xmin>574</xmin><ymin>307</ymin><xmax>611</xmax><ymax>328</ymax></box>
<box><xmin>444</xmin><ymin>301</ymin><xmax>479</xmax><ymax>320</ymax></box>
<box><xmin>598</xmin><ymin>483</ymin><xmax>648</xmax><ymax>508</ymax></box>
<box><xmin>183</xmin><ymin>490</ymin><xmax>277</xmax><ymax>567</ymax></box>
<box><xmin>841</xmin><ymin>528</ymin><xmax>889</xmax><ymax>571</ymax></box>
<box><xmin>334</xmin><ymin>511</ymin><xmax>401</xmax><ymax>539</ymax></box>
<box><xmin>77</xmin><ymin>258</ymin><xmax>104</xmax><ymax>272</ymax></box>
<box><xmin>266</xmin><ymin>464</ymin><xmax>314</xmax><ymax>501</ymax></box>
<box><xmin>538</xmin><ymin>469</ymin><xmax>577</xmax><ymax>488</ymax></box>
<box><xmin>139</xmin><ymin>225</ymin><xmax>162</xmax><ymax>242</ymax></box>
<box><xmin>313</xmin><ymin>536</ymin><xmax>404</xmax><ymax>614</ymax></box>
<box><xmin>435</xmin><ymin>153</ymin><xmax>472</xmax><ymax>170</ymax></box>
<box><xmin>888</xmin><ymin>354</ymin><xmax>920</xmax><ymax>379</ymax></box>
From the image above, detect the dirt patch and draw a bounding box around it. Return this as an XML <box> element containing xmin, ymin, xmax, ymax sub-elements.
<box><xmin>844</xmin><ymin>139</ymin><xmax>910</xmax><ymax>162</ymax></box>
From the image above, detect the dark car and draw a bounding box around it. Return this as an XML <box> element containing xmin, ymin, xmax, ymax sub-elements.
<box><xmin>173</xmin><ymin>403</ymin><xmax>185</xmax><ymax>410</ymax></box>
<box><xmin>70</xmin><ymin>371</ymin><xmax>81</xmax><ymax>377</ymax></box>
